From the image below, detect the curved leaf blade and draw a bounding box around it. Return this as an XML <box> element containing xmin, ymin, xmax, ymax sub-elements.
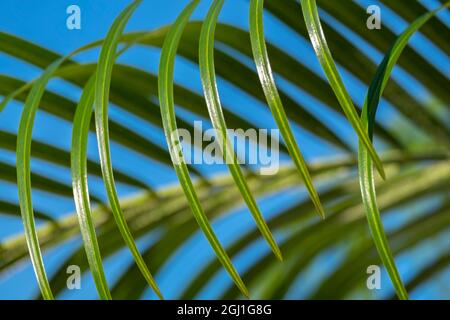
<box><xmin>93</xmin><ymin>0</ymin><xmax>163</xmax><ymax>299</ymax></box>
<box><xmin>15</xmin><ymin>56</ymin><xmax>71</xmax><ymax>299</ymax></box>
<box><xmin>200</xmin><ymin>0</ymin><xmax>282</xmax><ymax>260</ymax></box>
<box><xmin>72</xmin><ymin>76</ymin><xmax>111</xmax><ymax>300</ymax></box>
<box><xmin>357</xmin><ymin>2</ymin><xmax>449</xmax><ymax>300</ymax></box>
<box><xmin>14</xmin><ymin>40</ymin><xmax>96</xmax><ymax>300</ymax></box>
<box><xmin>299</xmin><ymin>0</ymin><xmax>386</xmax><ymax>179</ymax></box>
<box><xmin>250</xmin><ymin>0</ymin><xmax>325</xmax><ymax>219</ymax></box>
<box><xmin>158</xmin><ymin>0</ymin><xmax>249</xmax><ymax>298</ymax></box>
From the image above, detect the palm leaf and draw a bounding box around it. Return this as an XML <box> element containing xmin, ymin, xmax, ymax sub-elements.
<box><xmin>358</xmin><ymin>2</ymin><xmax>450</xmax><ymax>300</ymax></box>
<box><xmin>93</xmin><ymin>0</ymin><xmax>162</xmax><ymax>299</ymax></box>
<box><xmin>250</xmin><ymin>0</ymin><xmax>325</xmax><ymax>218</ymax></box>
<box><xmin>299</xmin><ymin>0</ymin><xmax>385</xmax><ymax>178</ymax></box>
<box><xmin>158</xmin><ymin>0</ymin><xmax>248</xmax><ymax>297</ymax></box>
<box><xmin>0</xmin><ymin>0</ymin><xmax>448</xmax><ymax>300</ymax></box>
<box><xmin>72</xmin><ymin>75</ymin><xmax>111</xmax><ymax>299</ymax></box>
<box><xmin>200</xmin><ymin>0</ymin><xmax>282</xmax><ymax>259</ymax></box>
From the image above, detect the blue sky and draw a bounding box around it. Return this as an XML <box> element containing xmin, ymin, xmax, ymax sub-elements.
<box><xmin>0</xmin><ymin>0</ymin><xmax>449</xmax><ymax>299</ymax></box>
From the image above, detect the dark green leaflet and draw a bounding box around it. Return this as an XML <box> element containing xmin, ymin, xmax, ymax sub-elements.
<box><xmin>357</xmin><ymin>2</ymin><xmax>449</xmax><ymax>300</ymax></box>
<box><xmin>299</xmin><ymin>0</ymin><xmax>386</xmax><ymax>179</ymax></box>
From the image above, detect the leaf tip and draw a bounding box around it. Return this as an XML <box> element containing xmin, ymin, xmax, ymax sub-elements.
<box><xmin>242</xmin><ymin>286</ymin><xmax>250</xmax><ymax>299</ymax></box>
<box><xmin>273</xmin><ymin>245</ymin><xmax>283</xmax><ymax>262</ymax></box>
<box><xmin>377</xmin><ymin>163</ymin><xmax>387</xmax><ymax>180</ymax></box>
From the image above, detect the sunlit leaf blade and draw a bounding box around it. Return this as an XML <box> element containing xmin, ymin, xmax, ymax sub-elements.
<box><xmin>93</xmin><ymin>0</ymin><xmax>163</xmax><ymax>299</ymax></box>
<box><xmin>2</xmin><ymin>10</ymin><xmax>446</xmax><ymax>147</ymax></box>
<box><xmin>265</xmin><ymin>0</ymin><xmax>449</xmax><ymax>145</ymax></box>
<box><xmin>299</xmin><ymin>0</ymin><xmax>385</xmax><ymax>179</ymax></box>
<box><xmin>0</xmin><ymin>75</ymin><xmax>202</xmax><ymax>177</ymax></box>
<box><xmin>357</xmin><ymin>3</ymin><xmax>449</xmax><ymax>300</ymax></box>
<box><xmin>249</xmin><ymin>0</ymin><xmax>325</xmax><ymax>219</ymax></box>
<box><xmin>158</xmin><ymin>0</ymin><xmax>249</xmax><ymax>298</ymax></box>
<box><xmin>310</xmin><ymin>192</ymin><xmax>450</xmax><ymax>299</ymax></box>
<box><xmin>200</xmin><ymin>0</ymin><xmax>282</xmax><ymax>260</ymax></box>
<box><xmin>15</xmin><ymin>57</ymin><xmax>66</xmax><ymax>299</ymax></box>
<box><xmin>222</xmin><ymin>164</ymin><xmax>450</xmax><ymax>299</ymax></box>
<box><xmin>72</xmin><ymin>76</ymin><xmax>111</xmax><ymax>300</ymax></box>
<box><xmin>14</xmin><ymin>42</ymin><xmax>94</xmax><ymax>298</ymax></box>
<box><xmin>379</xmin><ymin>0</ymin><xmax>450</xmax><ymax>56</ymax></box>
<box><xmin>70</xmin><ymin>34</ymin><xmax>154</xmax><ymax>301</ymax></box>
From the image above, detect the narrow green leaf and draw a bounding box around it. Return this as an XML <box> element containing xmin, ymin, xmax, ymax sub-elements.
<box><xmin>299</xmin><ymin>0</ymin><xmax>386</xmax><ymax>179</ymax></box>
<box><xmin>93</xmin><ymin>0</ymin><xmax>163</xmax><ymax>299</ymax></box>
<box><xmin>249</xmin><ymin>0</ymin><xmax>325</xmax><ymax>219</ymax></box>
<box><xmin>14</xmin><ymin>41</ymin><xmax>94</xmax><ymax>297</ymax></box>
<box><xmin>200</xmin><ymin>0</ymin><xmax>282</xmax><ymax>260</ymax></box>
<box><xmin>158</xmin><ymin>0</ymin><xmax>249</xmax><ymax>298</ymax></box>
<box><xmin>357</xmin><ymin>2</ymin><xmax>449</xmax><ymax>300</ymax></box>
<box><xmin>16</xmin><ymin>56</ymin><xmax>70</xmax><ymax>299</ymax></box>
<box><xmin>70</xmin><ymin>34</ymin><xmax>157</xmax><ymax>301</ymax></box>
<box><xmin>72</xmin><ymin>76</ymin><xmax>111</xmax><ymax>300</ymax></box>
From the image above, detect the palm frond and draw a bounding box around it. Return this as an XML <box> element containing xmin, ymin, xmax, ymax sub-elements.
<box><xmin>0</xmin><ymin>0</ymin><xmax>448</xmax><ymax>300</ymax></box>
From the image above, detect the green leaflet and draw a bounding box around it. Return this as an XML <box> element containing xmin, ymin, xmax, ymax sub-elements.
<box><xmin>249</xmin><ymin>0</ymin><xmax>325</xmax><ymax>219</ymax></box>
<box><xmin>72</xmin><ymin>76</ymin><xmax>111</xmax><ymax>300</ymax></box>
<box><xmin>71</xmin><ymin>31</ymin><xmax>163</xmax><ymax>301</ymax></box>
<box><xmin>16</xmin><ymin>55</ymin><xmax>70</xmax><ymax>300</ymax></box>
<box><xmin>1</xmin><ymin>0</ymin><xmax>448</xmax><ymax>301</ymax></box>
<box><xmin>14</xmin><ymin>0</ymin><xmax>162</xmax><ymax>301</ymax></box>
<box><xmin>299</xmin><ymin>0</ymin><xmax>386</xmax><ymax>179</ymax></box>
<box><xmin>93</xmin><ymin>0</ymin><xmax>163</xmax><ymax>299</ymax></box>
<box><xmin>358</xmin><ymin>2</ymin><xmax>449</xmax><ymax>300</ymax></box>
<box><xmin>14</xmin><ymin>19</ymin><xmax>108</xmax><ymax>303</ymax></box>
<box><xmin>158</xmin><ymin>0</ymin><xmax>249</xmax><ymax>298</ymax></box>
<box><xmin>200</xmin><ymin>0</ymin><xmax>282</xmax><ymax>260</ymax></box>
